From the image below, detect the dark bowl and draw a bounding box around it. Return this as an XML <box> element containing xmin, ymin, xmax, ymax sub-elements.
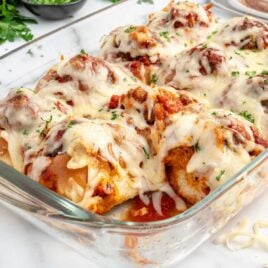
<box><xmin>22</xmin><ymin>0</ymin><xmax>87</xmax><ymax>20</ymax></box>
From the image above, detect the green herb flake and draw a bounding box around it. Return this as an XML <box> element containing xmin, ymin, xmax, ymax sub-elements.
<box><xmin>215</xmin><ymin>170</ymin><xmax>225</xmax><ymax>181</ymax></box>
<box><xmin>159</xmin><ymin>31</ymin><xmax>170</xmax><ymax>42</ymax></box>
<box><xmin>194</xmin><ymin>142</ymin><xmax>201</xmax><ymax>152</ymax></box>
<box><xmin>245</xmin><ymin>71</ymin><xmax>256</xmax><ymax>77</ymax></box>
<box><xmin>207</xmin><ymin>30</ymin><xmax>218</xmax><ymax>40</ymax></box>
<box><xmin>22</xmin><ymin>129</ymin><xmax>29</xmax><ymax>135</ymax></box>
<box><xmin>24</xmin><ymin>143</ymin><xmax>32</xmax><ymax>150</ymax></box>
<box><xmin>261</xmin><ymin>70</ymin><xmax>268</xmax><ymax>75</ymax></box>
<box><xmin>16</xmin><ymin>88</ymin><xmax>23</xmax><ymax>94</ymax></box>
<box><xmin>234</xmin><ymin>51</ymin><xmax>243</xmax><ymax>57</ymax></box>
<box><xmin>111</xmin><ymin>111</ymin><xmax>118</xmax><ymax>120</ymax></box>
<box><xmin>142</xmin><ymin>147</ymin><xmax>150</xmax><ymax>159</ymax></box>
<box><xmin>149</xmin><ymin>74</ymin><xmax>158</xmax><ymax>84</ymax></box>
<box><xmin>231</xmin><ymin>71</ymin><xmax>240</xmax><ymax>77</ymax></box>
<box><xmin>67</xmin><ymin>120</ymin><xmax>76</xmax><ymax>128</ymax></box>
<box><xmin>264</xmin><ymin>80</ymin><xmax>268</xmax><ymax>85</ymax></box>
<box><xmin>26</xmin><ymin>49</ymin><xmax>34</xmax><ymax>57</ymax></box>
<box><xmin>137</xmin><ymin>0</ymin><xmax>154</xmax><ymax>4</ymax></box>
<box><xmin>79</xmin><ymin>49</ymin><xmax>87</xmax><ymax>55</ymax></box>
<box><xmin>211</xmin><ymin>112</ymin><xmax>217</xmax><ymax>116</ymax></box>
<box><xmin>238</xmin><ymin>110</ymin><xmax>255</xmax><ymax>123</ymax></box>
<box><xmin>124</xmin><ymin>26</ymin><xmax>136</xmax><ymax>33</ymax></box>
<box><xmin>43</xmin><ymin>115</ymin><xmax>52</xmax><ymax>124</ymax></box>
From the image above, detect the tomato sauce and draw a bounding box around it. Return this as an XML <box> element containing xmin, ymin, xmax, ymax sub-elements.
<box><xmin>127</xmin><ymin>194</ymin><xmax>180</xmax><ymax>222</ymax></box>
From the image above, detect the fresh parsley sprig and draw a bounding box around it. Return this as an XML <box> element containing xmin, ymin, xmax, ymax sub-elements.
<box><xmin>0</xmin><ymin>0</ymin><xmax>37</xmax><ymax>45</ymax></box>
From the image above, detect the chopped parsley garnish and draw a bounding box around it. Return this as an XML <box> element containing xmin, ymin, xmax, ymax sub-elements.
<box><xmin>207</xmin><ymin>30</ymin><xmax>218</xmax><ymax>40</ymax></box>
<box><xmin>0</xmin><ymin>0</ymin><xmax>37</xmax><ymax>45</ymax></box>
<box><xmin>194</xmin><ymin>142</ymin><xmax>201</xmax><ymax>152</ymax></box>
<box><xmin>98</xmin><ymin>108</ymin><xmax>103</xmax><ymax>112</ymax></box>
<box><xmin>16</xmin><ymin>88</ymin><xmax>23</xmax><ymax>94</ymax></box>
<box><xmin>137</xmin><ymin>0</ymin><xmax>154</xmax><ymax>4</ymax></box>
<box><xmin>245</xmin><ymin>71</ymin><xmax>256</xmax><ymax>77</ymax></box>
<box><xmin>26</xmin><ymin>49</ymin><xmax>34</xmax><ymax>57</ymax></box>
<box><xmin>42</xmin><ymin>114</ymin><xmax>53</xmax><ymax>124</ymax></box>
<box><xmin>261</xmin><ymin>70</ymin><xmax>268</xmax><ymax>75</ymax></box>
<box><xmin>22</xmin><ymin>129</ymin><xmax>29</xmax><ymax>135</ymax></box>
<box><xmin>149</xmin><ymin>74</ymin><xmax>157</xmax><ymax>84</ymax></box>
<box><xmin>238</xmin><ymin>111</ymin><xmax>255</xmax><ymax>123</ymax></box>
<box><xmin>159</xmin><ymin>31</ymin><xmax>170</xmax><ymax>42</ymax></box>
<box><xmin>234</xmin><ymin>51</ymin><xmax>242</xmax><ymax>57</ymax></box>
<box><xmin>142</xmin><ymin>147</ymin><xmax>150</xmax><ymax>159</ymax></box>
<box><xmin>211</xmin><ymin>112</ymin><xmax>217</xmax><ymax>116</ymax></box>
<box><xmin>123</xmin><ymin>77</ymin><xmax>127</xmax><ymax>82</ymax></box>
<box><xmin>67</xmin><ymin>120</ymin><xmax>76</xmax><ymax>128</ymax></box>
<box><xmin>24</xmin><ymin>144</ymin><xmax>32</xmax><ymax>150</ymax></box>
<box><xmin>215</xmin><ymin>170</ymin><xmax>225</xmax><ymax>181</ymax></box>
<box><xmin>264</xmin><ymin>80</ymin><xmax>268</xmax><ymax>85</ymax></box>
<box><xmin>231</xmin><ymin>71</ymin><xmax>240</xmax><ymax>77</ymax></box>
<box><xmin>111</xmin><ymin>111</ymin><xmax>118</xmax><ymax>120</ymax></box>
<box><xmin>124</xmin><ymin>26</ymin><xmax>136</xmax><ymax>33</ymax></box>
<box><xmin>79</xmin><ymin>49</ymin><xmax>87</xmax><ymax>55</ymax></box>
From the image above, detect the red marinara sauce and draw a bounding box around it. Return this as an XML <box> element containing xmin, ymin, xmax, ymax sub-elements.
<box><xmin>126</xmin><ymin>194</ymin><xmax>180</xmax><ymax>222</ymax></box>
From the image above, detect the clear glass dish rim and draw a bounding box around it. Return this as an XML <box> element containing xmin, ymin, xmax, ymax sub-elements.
<box><xmin>0</xmin><ymin>0</ymin><xmax>267</xmax><ymax>229</ymax></box>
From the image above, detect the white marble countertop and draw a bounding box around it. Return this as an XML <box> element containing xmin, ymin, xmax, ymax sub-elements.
<box><xmin>1</xmin><ymin>1</ymin><xmax>268</xmax><ymax>267</ymax></box>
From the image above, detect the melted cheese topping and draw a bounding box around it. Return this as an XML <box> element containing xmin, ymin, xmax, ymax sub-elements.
<box><xmin>160</xmin><ymin>109</ymin><xmax>257</xmax><ymax>190</ymax></box>
<box><xmin>100</xmin><ymin>26</ymin><xmax>173</xmax><ymax>62</ymax></box>
<box><xmin>0</xmin><ymin>1</ymin><xmax>267</xmax><ymax>217</ymax></box>
<box><xmin>214</xmin><ymin>17</ymin><xmax>268</xmax><ymax>50</ymax></box>
<box><xmin>215</xmin><ymin>219</ymin><xmax>268</xmax><ymax>252</ymax></box>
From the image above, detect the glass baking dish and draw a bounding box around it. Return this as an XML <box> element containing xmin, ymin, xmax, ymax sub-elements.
<box><xmin>0</xmin><ymin>0</ymin><xmax>268</xmax><ymax>266</ymax></box>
